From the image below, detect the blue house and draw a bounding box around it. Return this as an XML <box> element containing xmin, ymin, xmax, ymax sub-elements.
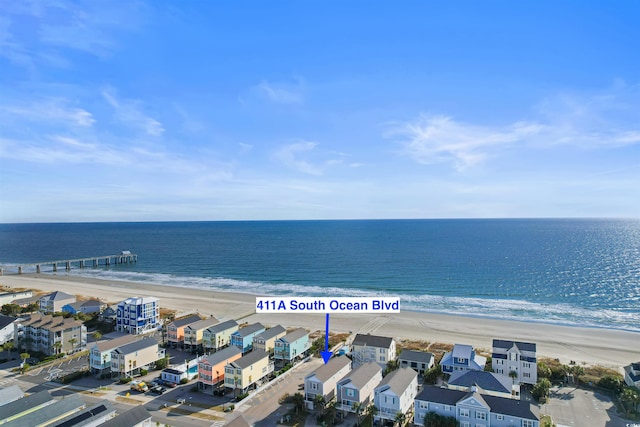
<box><xmin>440</xmin><ymin>344</ymin><xmax>486</xmax><ymax>373</ymax></box>
<box><xmin>274</xmin><ymin>328</ymin><xmax>310</xmax><ymax>364</ymax></box>
<box><xmin>230</xmin><ymin>322</ymin><xmax>265</xmax><ymax>353</ymax></box>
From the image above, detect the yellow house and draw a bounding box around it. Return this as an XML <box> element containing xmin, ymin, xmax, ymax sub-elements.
<box><xmin>224</xmin><ymin>349</ymin><xmax>273</xmax><ymax>393</ymax></box>
<box><xmin>183</xmin><ymin>317</ymin><xmax>219</xmax><ymax>351</ymax></box>
<box><xmin>166</xmin><ymin>314</ymin><xmax>201</xmax><ymax>348</ymax></box>
<box><xmin>252</xmin><ymin>325</ymin><xmax>286</xmax><ymax>354</ymax></box>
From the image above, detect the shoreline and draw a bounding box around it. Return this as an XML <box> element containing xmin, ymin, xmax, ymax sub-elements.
<box><xmin>1</xmin><ymin>273</ymin><xmax>638</xmax><ymax>369</ymax></box>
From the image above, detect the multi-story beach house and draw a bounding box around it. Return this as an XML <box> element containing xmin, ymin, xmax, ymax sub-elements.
<box><xmin>198</xmin><ymin>346</ymin><xmax>243</xmax><ymax>392</ymax></box>
<box><xmin>373</xmin><ymin>367</ymin><xmax>418</xmax><ymax>423</ymax></box>
<box><xmin>61</xmin><ymin>299</ymin><xmax>106</xmax><ymax>315</ymax></box>
<box><xmin>203</xmin><ymin>319</ymin><xmax>239</xmax><ymax>352</ymax></box>
<box><xmin>230</xmin><ymin>323</ymin><xmax>265</xmax><ymax>353</ymax></box>
<box><xmin>252</xmin><ymin>325</ymin><xmax>286</xmax><ymax>354</ymax></box>
<box><xmin>110</xmin><ymin>336</ymin><xmax>165</xmax><ymax>378</ymax></box>
<box><xmin>351</xmin><ymin>333</ymin><xmax>396</xmax><ymax>368</ymax></box>
<box><xmin>440</xmin><ymin>344</ymin><xmax>487</xmax><ymax>374</ymax></box>
<box><xmin>274</xmin><ymin>328</ymin><xmax>310</xmax><ymax>365</ymax></box>
<box><xmin>166</xmin><ymin>314</ymin><xmax>201</xmax><ymax>348</ymax></box>
<box><xmin>398</xmin><ymin>349</ymin><xmax>435</xmax><ymax>376</ymax></box>
<box><xmin>304</xmin><ymin>355</ymin><xmax>352</xmax><ymax>410</ymax></box>
<box><xmin>624</xmin><ymin>362</ymin><xmax>640</xmax><ymax>388</ymax></box>
<box><xmin>492</xmin><ymin>339</ymin><xmax>537</xmax><ymax>385</ymax></box>
<box><xmin>336</xmin><ymin>362</ymin><xmax>382</xmax><ymax>414</ymax></box>
<box><xmin>0</xmin><ymin>290</ymin><xmax>33</xmax><ymax>307</ymax></box>
<box><xmin>183</xmin><ymin>317</ymin><xmax>219</xmax><ymax>352</ymax></box>
<box><xmin>14</xmin><ymin>314</ymin><xmax>86</xmax><ymax>356</ymax></box>
<box><xmin>414</xmin><ymin>386</ymin><xmax>540</xmax><ymax>427</ymax></box>
<box><xmin>447</xmin><ymin>370</ymin><xmax>519</xmax><ymax>399</ymax></box>
<box><xmin>224</xmin><ymin>349</ymin><xmax>273</xmax><ymax>394</ymax></box>
<box><xmin>89</xmin><ymin>335</ymin><xmax>139</xmax><ymax>377</ymax></box>
<box><xmin>39</xmin><ymin>291</ymin><xmax>76</xmax><ymax>314</ymax></box>
<box><xmin>0</xmin><ymin>315</ymin><xmax>19</xmax><ymax>345</ymax></box>
<box><xmin>116</xmin><ymin>297</ymin><xmax>160</xmax><ymax>335</ymax></box>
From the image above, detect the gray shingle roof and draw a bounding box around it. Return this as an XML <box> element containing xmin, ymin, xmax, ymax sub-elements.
<box><xmin>451</xmin><ymin>344</ymin><xmax>473</xmax><ymax>359</ymax></box>
<box><xmin>231</xmin><ymin>349</ymin><xmax>269</xmax><ymax>369</ymax></box>
<box><xmin>492</xmin><ymin>339</ymin><xmax>537</xmax><ymax>353</ymax></box>
<box><xmin>307</xmin><ymin>355</ymin><xmax>351</xmax><ymax>383</ymax></box>
<box><xmin>94</xmin><ymin>334</ymin><xmax>139</xmax><ymax>353</ymax></box>
<box><xmin>0</xmin><ymin>315</ymin><xmax>16</xmax><ymax>330</ymax></box>
<box><xmin>201</xmin><ymin>346</ymin><xmax>242</xmax><ymax>366</ymax></box>
<box><xmin>100</xmin><ymin>405</ymin><xmax>151</xmax><ymax>427</ymax></box>
<box><xmin>398</xmin><ymin>349</ymin><xmax>434</xmax><ymax>365</ymax></box>
<box><xmin>225</xmin><ymin>415</ymin><xmax>251</xmax><ymax>427</ymax></box>
<box><xmin>51</xmin><ymin>400</ymin><xmax>114</xmax><ymax>427</ymax></box>
<box><xmin>448</xmin><ymin>370</ymin><xmax>512</xmax><ymax>394</ymax></box>
<box><xmin>376</xmin><ymin>367</ymin><xmax>417</xmax><ymax>396</ymax></box>
<box><xmin>169</xmin><ymin>314</ymin><xmax>202</xmax><ymax>328</ymax></box>
<box><xmin>352</xmin><ymin>333</ymin><xmax>393</xmax><ymax>348</ymax></box>
<box><xmin>44</xmin><ymin>291</ymin><xmax>76</xmax><ymax>301</ymax></box>
<box><xmin>338</xmin><ymin>362</ymin><xmax>381</xmax><ymax>389</ymax></box>
<box><xmin>254</xmin><ymin>325</ymin><xmax>286</xmax><ymax>341</ymax></box>
<box><xmin>280</xmin><ymin>328</ymin><xmax>309</xmax><ymax>343</ymax></box>
<box><xmin>185</xmin><ymin>317</ymin><xmax>219</xmax><ymax>331</ymax></box>
<box><xmin>112</xmin><ymin>337</ymin><xmax>157</xmax><ymax>354</ymax></box>
<box><xmin>0</xmin><ymin>390</ymin><xmax>53</xmax><ymax>420</ymax></box>
<box><xmin>3</xmin><ymin>395</ymin><xmax>85</xmax><ymax>427</ymax></box>
<box><xmin>233</xmin><ymin>323</ymin><xmax>265</xmax><ymax>337</ymax></box>
<box><xmin>206</xmin><ymin>319</ymin><xmax>239</xmax><ymax>334</ymax></box>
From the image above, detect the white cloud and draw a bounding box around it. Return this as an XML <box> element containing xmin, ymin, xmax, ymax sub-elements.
<box><xmin>253</xmin><ymin>78</ymin><xmax>305</xmax><ymax>105</ymax></box>
<box><xmin>102</xmin><ymin>89</ymin><xmax>164</xmax><ymax>136</ymax></box>
<box><xmin>274</xmin><ymin>140</ymin><xmax>323</xmax><ymax>175</ymax></box>
<box><xmin>1</xmin><ymin>98</ymin><xmax>95</xmax><ymax>127</ymax></box>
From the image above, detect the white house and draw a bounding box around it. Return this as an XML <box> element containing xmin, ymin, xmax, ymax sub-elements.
<box><xmin>89</xmin><ymin>334</ymin><xmax>139</xmax><ymax>377</ymax></box>
<box><xmin>414</xmin><ymin>385</ymin><xmax>540</xmax><ymax>427</ymax></box>
<box><xmin>0</xmin><ymin>315</ymin><xmax>19</xmax><ymax>345</ymax></box>
<box><xmin>492</xmin><ymin>339</ymin><xmax>537</xmax><ymax>385</ymax></box>
<box><xmin>336</xmin><ymin>362</ymin><xmax>382</xmax><ymax>414</ymax></box>
<box><xmin>304</xmin><ymin>355</ymin><xmax>352</xmax><ymax>410</ymax></box>
<box><xmin>624</xmin><ymin>362</ymin><xmax>640</xmax><ymax>388</ymax></box>
<box><xmin>39</xmin><ymin>291</ymin><xmax>76</xmax><ymax>314</ymax></box>
<box><xmin>373</xmin><ymin>367</ymin><xmax>418</xmax><ymax>422</ymax></box>
<box><xmin>351</xmin><ymin>334</ymin><xmax>396</xmax><ymax>368</ymax></box>
<box><xmin>398</xmin><ymin>349</ymin><xmax>434</xmax><ymax>376</ymax></box>
<box><xmin>440</xmin><ymin>344</ymin><xmax>486</xmax><ymax>374</ymax></box>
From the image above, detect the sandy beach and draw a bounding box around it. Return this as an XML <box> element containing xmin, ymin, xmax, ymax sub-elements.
<box><xmin>1</xmin><ymin>274</ymin><xmax>637</xmax><ymax>369</ymax></box>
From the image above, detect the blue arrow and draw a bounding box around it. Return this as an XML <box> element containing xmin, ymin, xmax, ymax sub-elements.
<box><xmin>320</xmin><ymin>313</ymin><xmax>333</xmax><ymax>364</ymax></box>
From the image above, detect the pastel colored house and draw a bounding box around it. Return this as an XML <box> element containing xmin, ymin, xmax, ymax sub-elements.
<box><xmin>110</xmin><ymin>337</ymin><xmax>165</xmax><ymax>378</ymax></box>
<box><xmin>184</xmin><ymin>317</ymin><xmax>219</xmax><ymax>351</ymax></box>
<box><xmin>274</xmin><ymin>327</ymin><xmax>310</xmax><ymax>364</ymax></box>
<box><xmin>373</xmin><ymin>367</ymin><xmax>418</xmax><ymax>423</ymax></box>
<box><xmin>492</xmin><ymin>339</ymin><xmax>537</xmax><ymax>385</ymax></box>
<box><xmin>39</xmin><ymin>291</ymin><xmax>76</xmax><ymax>314</ymax></box>
<box><xmin>62</xmin><ymin>299</ymin><xmax>105</xmax><ymax>315</ymax></box>
<box><xmin>89</xmin><ymin>334</ymin><xmax>139</xmax><ymax>377</ymax></box>
<box><xmin>252</xmin><ymin>325</ymin><xmax>286</xmax><ymax>353</ymax></box>
<box><xmin>203</xmin><ymin>319</ymin><xmax>239</xmax><ymax>352</ymax></box>
<box><xmin>336</xmin><ymin>362</ymin><xmax>382</xmax><ymax>414</ymax></box>
<box><xmin>224</xmin><ymin>349</ymin><xmax>273</xmax><ymax>393</ymax></box>
<box><xmin>230</xmin><ymin>322</ymin><xmax>265</xmax><ymax>353</ymax></box>
<box><xmin>398</xmin><ymin>349</ymin><xmax>435</xmax><ymax>376</ymax></box>
<box><xmin>414</xmin><ymin>385</ymin><xmax>540</xmax><ymax>427</ymax></box>
<box><xmin>304</xmin><ymin>355</ymin><xmax>352</xmax><ymax>410</ymax></box>
<box><xmin>440</xmin><ymin>344</ymin><xmax>487</xmax><ymax>374</ymax></box>
<box><xmin>351</xmin><ymin>333</ymin><xmax>396</xmax><ymax>368</ymax></box>
<box><xmin>198</xmin><ymin>346</ymin><xmax>243</xmax><ymax>392</ymax></box>
<box><xmin>14</xmin><ymin>313</ymin><xmax>86</xmax><ymax>356</ymax></box>
<box><xmin>116</xmin><ymin>297</ymin><xmax>160</xmax><ymax>335</ymax></box>
<box><xmin>447</xmin><ymin>370</ymin><xmax>519</xmax><ymax>399</ymax></box>
<box><xmin>624</xmin><ymin>362</ymin><xmax>640</xmax><ymax>388</ymax></box>
<box><xmin>166</xmin><ymin>314</ymin><xmax>201</xmax><ymax>348</ymax></box>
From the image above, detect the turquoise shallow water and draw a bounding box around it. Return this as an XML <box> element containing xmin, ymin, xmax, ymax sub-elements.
<box><xmin>1</xmin><ymin>219</ymin><xmax>639</xmax><ymax>330</ymax></box>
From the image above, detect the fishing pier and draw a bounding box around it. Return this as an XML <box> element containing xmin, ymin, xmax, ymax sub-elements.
<box><xmin>0</xmin><ymin>251</ymin><xmax>137</xmax><ymax>275</ymax></box>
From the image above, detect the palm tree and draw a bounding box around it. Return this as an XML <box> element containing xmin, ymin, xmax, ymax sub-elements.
<box><xmin>292</xmin><ymin>392</ymin><xmax>305</xmax><ymax>414</ymax></box>
<box><xmin>621</xmin><ymin>387</ymin><xmax>640</xmax><ymax>413</ymax></box>
<box><xmin>314</xmin><ymin>394</ymin><xmax>326</xmax><ymax>416</ymax></box>
<box><xmin>352</xmin><ymin>402</ymin><xmax>363</xmax><ymax>426</ymax></box>
<box><xmin>365</xmin><ymin>405</ymin><xmax>379</xmax><ymax>424</ymax></box>
<box><xmin>509</xmin><ymin>370</ymin><xmax>518</xmax><ymax>384</ymax></box>
<box><xmin>69</xmin><ymin>338</ymin><xmax>78</xmax><ymax>354</ymax></box>
<box><xmin>53</xmin><ymin>342</ymin><xmax>62</xmax><ymax>356</ymax></box>
<box><xmin>394</xmin><ymin>411</ymin><xmax>406</xmax><ymax>427</ymax></box>
<box><xmin>4</xmin><ymin>341</ymin><xmax>13</xmax><ymax>359</ymax></box>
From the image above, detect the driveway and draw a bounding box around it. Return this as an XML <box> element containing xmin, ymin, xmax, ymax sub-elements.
<box><xmin>543</xmin><ymin>385</ymin><xmax>627</xmax><ymax>427</ymax></box>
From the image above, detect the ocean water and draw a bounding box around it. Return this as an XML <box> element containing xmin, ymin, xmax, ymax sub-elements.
<box><xmin>0</xmin><ymin>219</ymin><xmax>639</xmax><ymax>331</ymax></box>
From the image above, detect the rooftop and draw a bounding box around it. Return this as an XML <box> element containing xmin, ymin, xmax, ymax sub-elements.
<box><xmin>307</xmin><ymin>355</ymin><xmax>351</xmax><ymax>383</ymax></box>
<box><xmin>398</xmin><ymin>349</ymin><xmax>434</xmax><ymax>364</ymax></box>
<box><xmin>231</xmin><ymin>349</ymin><xmax>269</xmax><ymax>369</ymax></box>
<box><xmin>376</xmin><ymin>367</ymin><xmax>417</xmax><ymax>396</ymax></box>
<box><xmin>352</xmin><ymin>333</ymin><xmax>394</xmax><ymax>348</ymax></box>
<box><xmin>254</xmin><ymin>325</ymin><xmax>286</xmax><ymax>341</ymax></box>
<box><xmin>338</xmin><ymin>362</ymin><xmax>381</xmax><ymax>389</ymax></box>
<box><xmin>493</xmin><ymin>339</ymin><xmax>537</xmax><ymax>353</ymax></box>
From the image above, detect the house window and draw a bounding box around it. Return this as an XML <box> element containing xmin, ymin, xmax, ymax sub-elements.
<box><xmin>496</xmin><ymin>414</ymin><xmax>504</xmax><ymax>420</ymax></box>
<box><xmin>522</xmin><ymin>420</ymin><xmax>534</xmax><ymax>427</ymax></box>
<box><xmin>510</xmin><ymin>353</ymin><xmax>517</xmax><ymax>361</ymax></box>
<box><xmin>445</xmin><ymin>405</ymin><xmax>452</xmax><ymax>411</ymax></box>
<box><xmin>380</xmin><ymin>356</ymin><xmax>385</xmax><ymax>362</ymax></box>
<box><xmin>346</xmin><ymin>389</ymin><xmax>355</xmax><ymax>397</ymax></box>
<box><xmin>476</xmin><ymin>412</ymin><xmax>486</xmax><ymax>420</ymax></box>
<box><xmin>460</xmin><ymin>408</ymin><xmax>470</xmax><ymax>417</ymax></box>
<box><xmin>380</xmin><ymin>348</ymin><xmax>385</xmax><ymax>354</ymax></box>
<box><xmin>311</xmin><ymin>383</ymin><xmax>318</xmax><ymax>390</ymax></box>
<box><xmin>460</xmin><ymin>422</ymin><xmax>470</xmax><ymax>427</ymax></box>
<box><xmin>523</xmin><ymin>372</ymin><xmax>531</xmax><ymax>378</ymax></box>
<box><xmin>419</xmin><ymin>401</ymin><xmax>428</xmax><ymax>409</ymax></box>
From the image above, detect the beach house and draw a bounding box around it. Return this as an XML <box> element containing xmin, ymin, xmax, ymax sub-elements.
<box><xmin>492</xmin><ymin>339</ymin><xmax>537</xmax><ymax>385</ymax></box>
<box><xmin>624</xmin><ymin>362</ymin><xmax>640</xmax><ymax>388</ymax></box>
<box><xmin>414</xmin><ymin>385</ymin><xmax>540</xmax><ymax>427</ymax></box>
<box><xmin>183</xmin><ymin>316</ymin><xmax>219</xmax><ymax>352</ymax></box>
<box><xmin>351</xmin><ymin>333</ymin><xmax>396</xmax><ymax>368</ymax></box>
<box><xmin>116</xmin><ymin>297</ymin><xmax>160</xmax><ymax>335</ymax></box>
<box><xmin>203</xmin><ymin>319</ymin><xmax>239</xmax><ymax>352</ymax></box>
<box><xmin>336</xmin><ymin>362</ymin><xmax>382</xmax><ymax>414</ymax></box>
<box><xmin>373</xmin><ymin>367</ymin><xmax>418</xmax><ymax>423</ymax></box>
<box><xmin>0</xmin><ymin>315</ymin><xmax>19</xmax><ymax>345</ymax></box>
<box><xmin>230</xmin><ymin>322</ymin><xmax>265</xmax><ymax>353</ymax></box>
<box><xmin>252</xmin><ymin>325</ymin><xmax>286</xmax><ymax>353</ymax></box>
<box><xmin>398</xmin><ymin>349</ymin><xmax>435</xmax><ymax>376</ymax></box>
<box><xmin>100</xmin><ymin>406</ymin><xmax>151</xmax><ymax>427</ymax></box>
<box><xmin>304</xmin><ymin>355</ymin><xmax>352</xmax><ymax>410</ymax></box>
<box><xmin>166</xmin><ymin>314</ymin><xmax>201</xmax><ymax>348</ymax></box>
<box><xmin>89</xmin><ymin>334</ymin><xmax>139</xmax><ymax>377</ymax></box>
<box><xmin>39</xmin><ymin>291</ymin><xmax>76</xmax><ymax>314</ymax></box>
<box><xmin>440</xmin><ymin>344</ymin><xmax>487</xmax><ymax>374</ymax></box>
<box><xmin>110</xmin><ymin>336</ymin><xmax>165</xmax><ymax>378</ymax></box>
<box><xmin>61</xmin><ymin>299</ymin><xmax>105</xmax><ymax>315</ymax></box>
<box><xmin>14</xmin><ymin>313</ymin><xmax>86</xmax><ymax>356</ymax></box>
<box><xmin>447</xmin><ymin>370</ymin><xmax>519</xmax><ymax>399</ymax></box>
<box><xmin>224</xmin><ymin>349</ymin><xmax>273</xmax><ymax>394</ymax></box>
<box><xmin>274</xmin><ymin>328</ymin><xmax>310</xmax><ymax>364</ymax></box>
<box><xmin>198</xmin><ymin>346</ymin><xmax>243</xmax><ymax>392</ymax></box>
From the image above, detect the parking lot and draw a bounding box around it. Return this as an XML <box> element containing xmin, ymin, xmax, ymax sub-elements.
<box><xmin>543</xmin><ymin>385</ymin><xmax>627</xmax><ymax>427</ymax></box>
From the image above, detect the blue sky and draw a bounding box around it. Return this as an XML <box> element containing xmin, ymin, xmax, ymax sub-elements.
<box><xmin>1</xmin><ymin>1</ymin><xmax>639</xmax><ymax>222</ymax></box>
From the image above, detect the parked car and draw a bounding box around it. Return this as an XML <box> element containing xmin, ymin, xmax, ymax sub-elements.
<box><xmin>148</xmin><ymin>386</ymin><xmax>166</xmax><ymax>395</ymax></box>
<box><xmin>163</xmin><ymin>381</ymin><xmax>177</xmax><ymax>388</ymax></box>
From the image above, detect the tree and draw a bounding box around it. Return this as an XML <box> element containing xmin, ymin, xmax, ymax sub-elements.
<box><xmin>353</xmin><ymin>402</ymin><xmax>363</xmax><ymax>426</ymax></box>
<box><xmin>53</xmin><ymin>342</ymin><xmax>62</xmax><ymax>356</ymax></box>
<box><xmin>292</xmin><ymin>392</ymin><xmax>305</xmax><ymax>414</ymax></box>
<box><xmin>4</xmin><ymin>341</ymin><xmax>13</xmax><ymax>358</ymax></box>
<box><xmin>365</xmin><ymin>405</ymin><xmax>379</xmax><ymax>424</ymax></box>
<box><xmin>394</xmin><ymin>411</ymin><xmax>406</xmax><ymax>427</ymax></box>
<box><xmin>19</xmin><ymin>352</ymin><xmax>30</xmax><ymax>374</ymax></box>
<box><xmin>314</xmin><ymin>394</ymin><xmax>326</xmax><ymax>416</ymax></box>
<box><xmin>1</xmin><ymin>304</ymin><xmax>21</xmax><ymax>316</ymax></box>
<box><xmin>532</xmin><ymin>378</ymin><xmax>552</xmax><ymax>402</ymax></box>
<box><xmin>537</xmin><ymin>362</ymin><xmax>552</xmax><ymax>379</ymax></box>
<box><xmin>92</xmin><ymin>331</ymin><xmax>102</xmax><ymax>340</ymax></box>
<box><xmin>621</xmin><ymin>387</ymin><xmax>640</xmax><ymax>413</ymax></box>
<box><xmin>69</xmin><ymin>338</ymin><xmax>78</xmax><ymax>353</ymax></box>
<box><xmin>423</xmin><ymin>412</ymin><xmax>458</xmax><ymax>427</ymax></box>
<box><xmin>509</xmin><ymin>370</ymin><xmax>518</xmax><ymax>384</ymax></box>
